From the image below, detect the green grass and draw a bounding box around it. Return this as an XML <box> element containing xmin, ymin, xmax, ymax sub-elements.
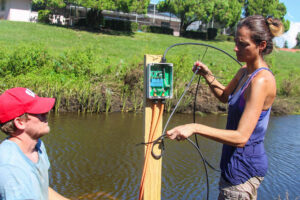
<box><xmin>0</xmin><ymin>21</ymin><xmax>240</xmax><ymax>77</ymax></box>
<box><xmin>0</xmin><ymin>20</ymin><xmax>299</xmax><ymax>112</ymax></box>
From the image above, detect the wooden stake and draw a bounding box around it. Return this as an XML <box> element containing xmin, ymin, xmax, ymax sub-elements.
<box><xmin>143</xmin><ymin>54</ymin><xmax>163</xmax><ymax>200</ymax></box>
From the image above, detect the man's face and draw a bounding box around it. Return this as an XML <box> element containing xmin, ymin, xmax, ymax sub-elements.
<box><xmin>24</xmin><ymin>113</ymin><xmax>50</xmax><ymax>139</ymax></box>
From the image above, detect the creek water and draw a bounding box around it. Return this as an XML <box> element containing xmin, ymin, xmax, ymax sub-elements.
<box><xmin>1</xmin><ymin>113</ymin><xmax>299</xmax><ymax>199</ymax></box>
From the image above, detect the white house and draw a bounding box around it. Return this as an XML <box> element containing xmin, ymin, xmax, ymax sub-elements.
<box><xmin>0</xmin><ymin>0</ymin><xmax>32</xmax><ymax>22</ymax></box>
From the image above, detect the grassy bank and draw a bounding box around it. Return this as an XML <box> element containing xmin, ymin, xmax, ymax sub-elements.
<box><xmin>0</xmin><ymin>21</ymin><xmax>300</xmax><ymax>114</ymax></box>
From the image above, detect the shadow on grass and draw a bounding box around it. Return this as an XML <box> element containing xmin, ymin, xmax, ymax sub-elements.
<box><xmin>44</xmin><ymin>23</ymin><xmax>135</xmax><ymax>37</ymax></box>
<box><xmin>181</xmin><ymin>35</ymin><xmax>235</xmax><ymax>43</ymax></box>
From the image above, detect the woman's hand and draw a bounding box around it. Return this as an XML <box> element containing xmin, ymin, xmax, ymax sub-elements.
<box><xmin>166</xmin><ymin>124</ymin><xmax>196</xmax><ymax>141</ymax></box>
<box><xmin>192</xmin><ymin>61</ymin><xmax>211</xmax><ymax>77</ymax></box>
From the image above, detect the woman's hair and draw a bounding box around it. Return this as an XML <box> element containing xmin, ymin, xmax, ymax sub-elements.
<box><xmin>237</xmin><ymin>15</ymin><xmax>284</xmax><ymax>55</ymax></box>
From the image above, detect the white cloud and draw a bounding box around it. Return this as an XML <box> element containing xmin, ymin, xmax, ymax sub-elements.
<box><xmin>274</xmin><ymin>22</ymin><xmax>300</xmax><ymax>48</ymax></box>
<box><xmin>286</xmin><ymin>12</ymin><xmax>295</xmax><ymax>20</ymax></box>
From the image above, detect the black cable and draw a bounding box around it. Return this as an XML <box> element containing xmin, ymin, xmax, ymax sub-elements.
<box><xmin>143</xmin><ymin>67</ymin><xmax>219</xmax><ymax>200</ymax></box>
<box><xmin>187</xmin><ymin>137</ymin><xmax>210</xmax><ymax>199</ymax></box>
<box><xmin>139</xmin><ymin>42</ymin><xmax>242</xmax><ymax>200</ymax></box>
<box><xmin>190</xmin><ymin>47</ymin><xmax>219</xmax><ymax>200</ymax></box>
<box><xmin>193</xmin><ymin>75</ymin><xmax>201</xmax><ymax>146</ymax></box>
<box><xmin>141</xmin><ymin>42</ymin><xmax>242</xmax><ymax>150</ymax></box>
<box><xmin>194</xmin><ymin>47</ymin><xmax>208</xmax><ymax>147</ymax></box>
<box><xmin>192</xmin><ymin>48</ymin><xmax>221</xmax><ymax>173</ymax></box>
<box><xmin>161</xmin><ymin>43</ymin><xmax>242</xmax><ymax>67</ymax></box>
<box><xmin>158</xmin><ymin>43</ymin><xmax>238</xmax><ymax>199</ymax></box>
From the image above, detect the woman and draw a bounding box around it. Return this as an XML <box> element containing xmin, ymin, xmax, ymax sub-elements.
<box><xmin>166</xmin><ymin>15</ymin><xmax>284</xmax><ymax>199</ymax></box>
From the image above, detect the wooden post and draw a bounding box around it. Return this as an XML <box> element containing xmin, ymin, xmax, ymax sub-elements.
<box><xmin>143</xmin><ymin>54</ymin><xmax>163</xmax><ymax>200</ymax></box>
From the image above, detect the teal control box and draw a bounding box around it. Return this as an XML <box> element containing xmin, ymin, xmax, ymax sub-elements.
<box><xmin>146</xmin><ymin>63</ymin><xmax>173</xmax><ymax>99</ymax></box>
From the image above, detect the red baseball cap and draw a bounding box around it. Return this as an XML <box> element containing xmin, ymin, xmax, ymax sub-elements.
<box><xmin>0</xmin><ymin>87</ymin><xmax>55</xmax><ymax>124</ymax></box>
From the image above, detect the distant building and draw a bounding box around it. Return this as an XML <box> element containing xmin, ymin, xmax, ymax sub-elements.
<box><xmin>48</xmin><ymin>3</ymin><xmax>181</xmax><ymax>36</ymax></box>
<box><xmin>0</xmin><ymin>0</ymin><xmax>33</xmax><ymax>21</ymax></box>
<box><xmin>144</xmin><ymin>3</ymin><xmax>181</xmax><ymax>36</ymax></box>
<box><xmin>187</xmin><ymin>20</ymin><xmax>234</xmax><ymax>35</ymax></box>
<box><xmin>101</xmin><ymin>3</ymin><xmax>180</xmax><ymax>36</ymax></box>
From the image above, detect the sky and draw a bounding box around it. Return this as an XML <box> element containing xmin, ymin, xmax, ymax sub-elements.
<box><xmin>280</xmin><ymin>0</ymin><xmax>300</xmax><ymax>22</ymax></box>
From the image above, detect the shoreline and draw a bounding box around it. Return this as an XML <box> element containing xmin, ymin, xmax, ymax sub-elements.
<box><xmin>53</xmin><ymin>84</ymin><xmax>300</xmax><ymax>115</ymax></box>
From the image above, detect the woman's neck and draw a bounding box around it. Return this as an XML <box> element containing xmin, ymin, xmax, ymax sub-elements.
<box><xmin>246</xmin><ymin>57</ymin><xmax>268</xmax><ymax>74</ymax></box>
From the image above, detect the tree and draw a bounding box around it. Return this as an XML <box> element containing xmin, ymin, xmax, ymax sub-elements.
<box><xmin>32</xmin><ymin>0</ymin><xmax>66</xmax><ymax>10</ymax></box>
<box><xmin>212</xmin><ymin>0</ymin><xmax>243</xmax><ymax>29</ymax></box>
<box><xmin>284</xmin><ymin>40</ymin><xmax>289</xmax><ymax>48</ymax></box>
<box><xmin>118</xmin><ymin>0</ymin><xmax>150</xmax><ymax>14</ymax></box>
<box><xmin>79</xmin><ymin>0</ymin><xmax>150</xmax><ymax>28</ymax></box>
<box><xmin>243</xmin><ymin>0</ymin><xmax>290</xmax><ymax>31</ymax></box>
<box><xmin>75</xmin><ymin>0</ymin><xmax>116</xmax><ymax>28</ymax></box>
<box><xmin>157</xmin><ymin>0</ymin><xmax>214</xmax><ymax>34</ymax></box>
<box><xmin>79</xmin><ymin>0</ymin><xmax>149</xmax><ymax>15</ymax></box>
<box><xmin>295</xmin><ymin>32</ymin><xmax>300</xmax><ymax>49</ymax></box>
<box><xmin>32</xmin><ymin>0</ymin><xmax>150</xmax><ymax>27</ymax></box>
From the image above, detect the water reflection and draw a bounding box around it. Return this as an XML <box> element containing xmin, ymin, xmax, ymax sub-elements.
<box><xmin>0</xmin><ymin>113</ymin><xmax>299</xmax><ymax>199</ymax></box>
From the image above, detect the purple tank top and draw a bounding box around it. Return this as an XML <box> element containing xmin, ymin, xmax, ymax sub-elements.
<box><xmin>220</xmin><ymin>67</ymin><xmax>272</xmax><ymax>185</ymax></box>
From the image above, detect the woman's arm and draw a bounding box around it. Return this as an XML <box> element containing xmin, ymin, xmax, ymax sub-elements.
<box><xmin>194</xmin><ymin>61</ymin><xmax>245</xmax><ymax>103</ymax></box>
<box><xmin>166</xmin><ymin>72</ymin><xmax>271</xmax><ymax>147</ymax></box>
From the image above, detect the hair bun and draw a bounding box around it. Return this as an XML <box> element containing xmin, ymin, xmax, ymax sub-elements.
<box><xmin>266</xmin><ymin>16</ymin><xmax>284</xmax><ymax>37</ymax></box>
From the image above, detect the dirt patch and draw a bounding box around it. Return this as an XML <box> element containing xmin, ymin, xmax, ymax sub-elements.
<box><xmin>170</xmin><ymin>84</ymin><xmax>298</xmax><ymax>115</ymax></box>
<box><xmin>279</xmin><ymin>48</ymin><xmax>300</xmax><ymax>53</ymax></box>
<box><xmin>272</xmin><ymin>97</ymin><xmax>300</xmax><ymax>115</ymax></box>
<box><xmin>123</xmin><ymin>68</ymin><xmax>143</xmax><ymax>90</ymax></box>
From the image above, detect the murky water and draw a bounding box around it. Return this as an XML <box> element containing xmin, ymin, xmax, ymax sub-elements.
<box><xmin>1</xmin><ymin>113</ymin><xmax>299</xmax><ymax>199</ymax></box>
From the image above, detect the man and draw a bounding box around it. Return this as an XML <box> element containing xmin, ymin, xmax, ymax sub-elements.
<box><xmin>0</xmin><ymin>87</ymin><xmax>69</xmax><ymax>200</ymax></box>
